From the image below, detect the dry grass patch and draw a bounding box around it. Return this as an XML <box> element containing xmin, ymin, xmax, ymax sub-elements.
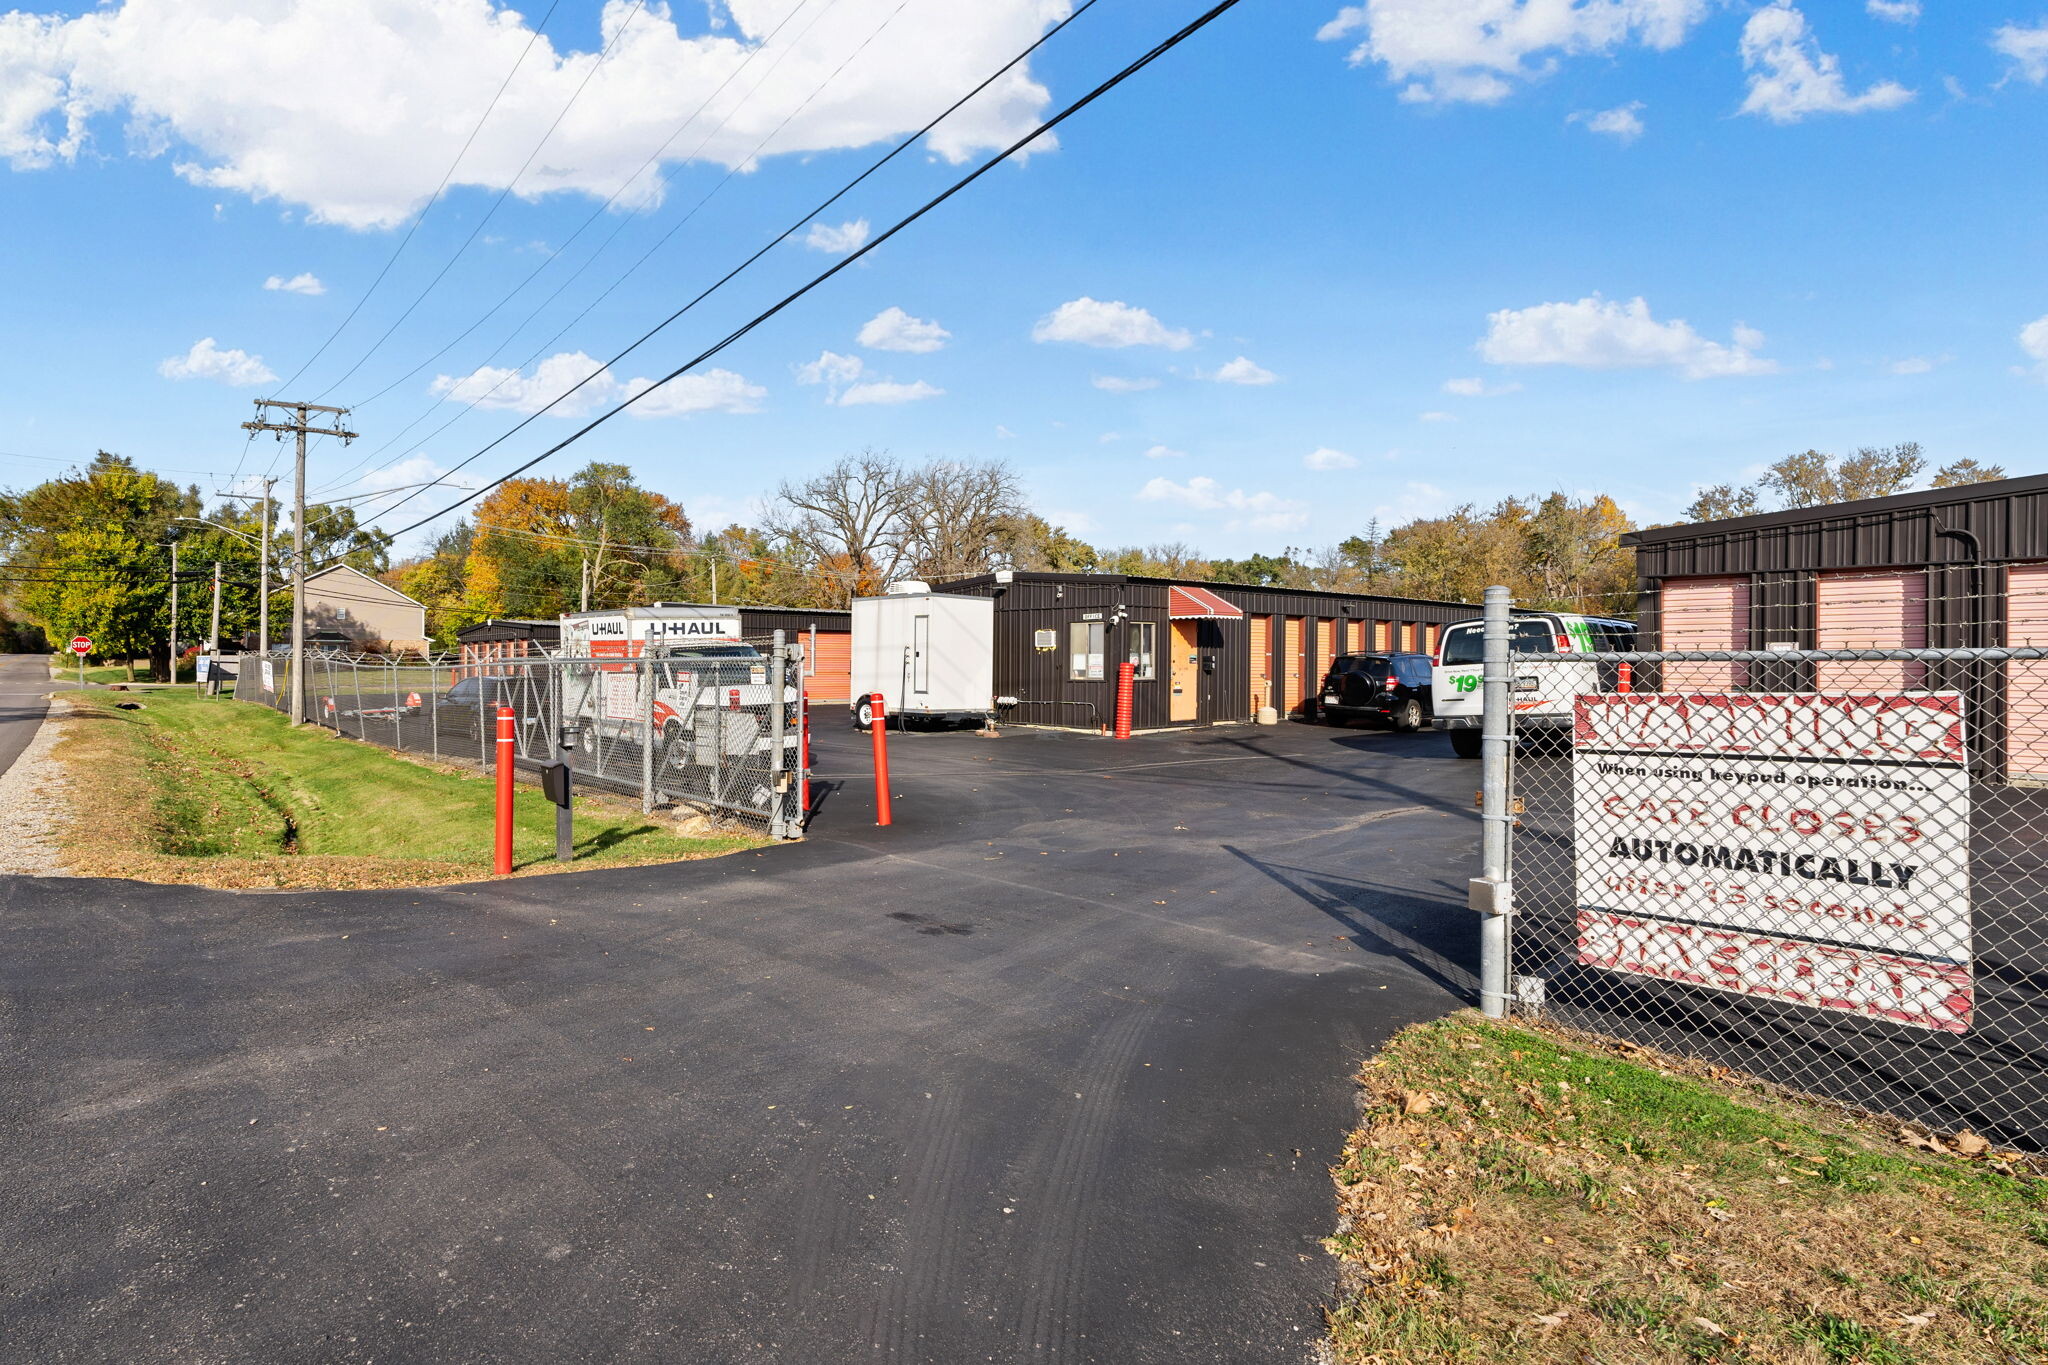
<box><xmin>1325</xmin><ymin>1014</ymin><xmax>2048</xmax><ymax>1364</ymax></box>
<box><xmin>54</xmin><ymin>690</ymin><xmax>760</xmax><ymax>889</ymax></box>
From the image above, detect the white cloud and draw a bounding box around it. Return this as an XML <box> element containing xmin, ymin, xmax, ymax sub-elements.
<box><xmin>1418</xmin><ymin>410</ymin><xmax>1454</xmax><ymax>422</ymax></box>
<box><xmin>1739</xmin><ymin>4</ymin><xmax>1913</xmax><ymax>123</ymax></box>
<box><xmin>1144</xmin><ymin>443</ymin><xmax>1186</xmax><ymax>459</ymax></box>
<box><xmin>158</xmin><ymin>336</ymin><xmax>275</xmax><ymax>386</ymax></box>
<box><xmin>263</xmin><ymin>271</ymin><xmax>324</xmax><ymax>295</ymax></box>
<box><xmin>794</xmin><ymin>350</ymin><xmax>864</xmax><ymax>389</ymax></box>
<box><xmin>1205</xmin><ymin>355</ymin><xmax>1277</xmax><ymax>385</ymax></box>
<box><xmin>837</xmin><ymin>378</ymin><xmax>942</xmax><ymax>406</ymax></box>
<box><xmin>995</xmin><ymin>424</ymin><xmax>1016</xmax><ymax>439</ymax></box>
<box><xmin>1569</xmin><ymin>101</ymin><xmax>1645</xmax><ymax>142</ymax></box>
<box><xmin>357</xmin><ymin>453</ymin><xmax>482</xmax><ymax>501</ymax></box>
<box><xmin>1317</xmin><ymin>0</ymin><xmax>1707</xmax><ymax>105</ymax></box>
<box><xmin>1888</xmin><ymin>355</ymin><xmax>1945</xmax><ymax>375</ymax></box>
<box><xmin>2019</xmin><ymin>315</ymin><xmax>2048</xmax><ymax>379</ymax></box>
<box><xmin>1866</xmin><ymin>0</ymin><xmax>1919</xmax><ymax>23</ymax></box>
<box><xmin>857</xmin><ymin>306</ymin><xmax>948</xmax><ymax>353</ymax></box>
<box><xmin>1372</xmin><ymin>481</ymin><xmax>1450</xmax><ymax>525</ymax></box>
<box><xmin>1994</xmin><ymin>21</ymin><xmax>2048</xmax><ymax>84</ymax></box>
<box><xmin>0</xmin><ymin>1</ymin><xmax>1070</xmax><ymax>228</ymax></box>
<box><xmin>1032</xmin><ymin>297</ymin><xmax>1193</xmax><ymax>350</ymax></box>
<box><xmin>1136</xmin><ymin>475</ymin><xmax>1307</xmax><ymax>533</ymax></box>
<box><xmin>1092</xmin><ymin>374</ymin><xmax>1161</xmax><ymax>392</ymax></box>
<box><xmin>1303</xmin><ymin>446</ymin><xmax>1357</xmax><ymax>470</ymax></box>
<box><xmin>1479</xmin><ymin>295</ymin><xmax>1776</xmax><ymax>379</ymax></box>
<box><xmin>804</xmin><ymin>218</ymin><xmax>869</xmax><ymax>254</ymax></box>
<box><xmin>1441</xmin><ymin>376</ymin><xmax>1520</xmax><ymax>396</ymax></box>
<box><xmin>431</xmin><ymin>350</ymin><xmax>762</xmax><ymax>417</ymax></box>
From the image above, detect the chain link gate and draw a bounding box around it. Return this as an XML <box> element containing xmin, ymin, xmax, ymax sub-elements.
<box><xmin>1478</xmin><ymin>589</ymin><xmax>2048</xmax><ymax>1148</ymax></box>
<box><xmin>232</xmin><ymin>633</ymin><xmax>807</xmax><ymax>838</ymax></box>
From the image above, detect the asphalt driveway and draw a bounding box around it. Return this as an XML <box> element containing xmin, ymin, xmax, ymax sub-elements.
<box><xmin>0</xmin><ymin>715</ymin><xmax>1480</xmax><ymax>1363</ymax></box>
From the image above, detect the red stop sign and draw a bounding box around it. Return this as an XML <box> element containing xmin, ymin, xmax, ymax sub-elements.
<box><xmin>68</xmin><ymin>636</ymin><xmax>91</xmax><ymax>656</ymax></box>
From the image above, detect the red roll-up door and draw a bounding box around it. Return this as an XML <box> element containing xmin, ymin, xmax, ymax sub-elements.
<box><xmin>1661</xmin><ymin>575</ymin><xmax>1750</xmax><ymax>693</ymax></box>
<box><xmin>1815</xmin><ymin>570</ymin><xmax>1926</xmax><ymax>693</ymax></box>
<box><xmin>2008</xmin><ymin>564</ymin><xmax>2048</xmax><ymax>781</ymax></box>
<box><xmin>1250</xmin><ymin>615</ymin><xmax>1272</xmax><ymax>712</ymax></box>
<box><xmin>804</xmin><ymin>630</ymin><xmax>853</xmax><ymax>704</ymax></box>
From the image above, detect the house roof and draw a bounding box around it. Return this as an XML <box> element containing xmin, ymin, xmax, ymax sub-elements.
<box><xmin>302</xmin><ymin>563</ymin><xmax>426</xmax><ymax>610</ymax></box>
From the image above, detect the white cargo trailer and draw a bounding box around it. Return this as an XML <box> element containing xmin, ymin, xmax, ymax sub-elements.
<box><xmin>849</xmin><ymin>586</ymin><xmax>994</xmax><ymax>729</ymax></box>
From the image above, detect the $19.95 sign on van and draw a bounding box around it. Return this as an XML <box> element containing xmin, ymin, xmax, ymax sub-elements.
<box><xmin>1572</xmin><ymin>693</ymin><xmax>1972</xmax><ymax>1034</ymax></box>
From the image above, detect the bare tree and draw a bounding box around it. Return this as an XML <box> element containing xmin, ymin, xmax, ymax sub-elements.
<box><xmin>764</xmin><ymin>451</ymin><xmax>916</xmax><ymax>605</ymax></box>
<box><xmin>1930</xmin><ymin>458</ymin><xmax>2009</xmax><ymax>488</ymax></box>
<box><xmin>901</xmin><ymin>460</ymin><xmax>1024</xmax><ymax>580</ymax></box>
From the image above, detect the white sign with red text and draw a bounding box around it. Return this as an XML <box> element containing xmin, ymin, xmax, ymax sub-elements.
<box><xmin>1573</xmin><ymin>692</ymin><xmax>1971</xmax><ymax>1033</ymax></box>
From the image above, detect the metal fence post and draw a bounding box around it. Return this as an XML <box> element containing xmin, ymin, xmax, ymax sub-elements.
<box><xmin>641</xmin><ymin>654</ymin><xmax>657</xmax><ymax>815</ymax></box>
<box><xmin>768</xmin><ymin>630</ymin><xmax>789</xmax><ymax>839</ymax></box>
<box><xmin>1475</xmin><ymin>584</ymin><xmax>1513</xmax><ymax>1019</ymax></box>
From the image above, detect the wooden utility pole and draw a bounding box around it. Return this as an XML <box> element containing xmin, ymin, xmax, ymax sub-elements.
<box><xmin>580</xmin><ymin>556</ymin><xmax>590</xmax><ymax>612</ymax></box>
<box><xmin>209</xmin><ymin>561</ymin><xmax>223</xmax><ymax>654</ymax></box>
<box><xmin>168</xmin><ymin>540</ymin><xmax>179</xmax><ymax>685</ymax></box>
<box><xmin>258</xmin><ymin>477</ymin><xmax>274</xmax><ymax>655</ymax></box>
<box><xmin>242</xmin><ymin>401</ymin><xmax>356</xmax><ymax>724</ymax></box>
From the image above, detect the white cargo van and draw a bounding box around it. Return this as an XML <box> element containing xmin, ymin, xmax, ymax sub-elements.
<box><xmin>849</xmin><ymin>585</ymin><xmax>994</xmax><ymax>729</ymax></box>
<box><xmin>1431</xmin><ymin>611</ymin><xmax>1637</xmax><ymax>758</ymax></box>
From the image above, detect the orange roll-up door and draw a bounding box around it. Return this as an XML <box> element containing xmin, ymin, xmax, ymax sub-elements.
<box><xmin>1249</xmin><ymin>615</ymin><xmax>1272</xmax><ymax>712</ymax></box>
<box><xmin>1284</xmin><ymin>616</ymin><xmax>1305</xmax><ymax>713</ymax></box>
<box><xmin>1373</xmin><ymin>620</ymin><xmax>1390</xmax><ymax>650</ymax></box>
<box><xmin>2009</xmin><ymin>565</ymin><xmax>2048</xmax><ymax>781</ymax></box>
<box><xmin>1661</xmin><ymin>575</ymin><xmax>1749</xmax><ymax>693</ymax></box>
<box><xmin>804</xmin><ymin>630</ymin><xmax>853</xmax><ymax>704</ymax></box>
<box><xmin>1314</xmin><ymin>617</ymin><xmax>1336</xmax><ymax>693</ymax></box>
<box><xmin>1347</xmin><ymin>619</ymin><xmax>1365</xmax><ymax>652</ymax></box>
<box><xmin>1815</xmin><ymin>570</ymin><xmax>1926</xmax><ymax>693</ymax></box>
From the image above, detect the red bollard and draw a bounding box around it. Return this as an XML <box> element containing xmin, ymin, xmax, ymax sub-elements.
<box><xmin>494</xmin><ymin>704</ymin><xmax>515</xmax><ymax>874</ymax></box>
<box><xmin>1616</xmin><ymin>661</ymin><xmax>1634</xmax><ymax>694</ymax></box>
<box><xmin>869</xmin><ymin>692</ymin><xmax>892</xmax><ymax>827</ymax></box>
<box><xmin>1114</xmin><ymin>660</ymin><xmax>1134</xmax><ymax>740</ymax></box>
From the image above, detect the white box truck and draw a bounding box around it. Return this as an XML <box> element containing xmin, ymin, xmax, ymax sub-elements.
<box><xmin>849</xmin><ymin>584</ymin><xmax>994</xmax><ymax>729</ymax></box>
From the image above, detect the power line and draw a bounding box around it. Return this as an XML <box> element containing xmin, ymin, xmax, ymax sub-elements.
<box><xmin>305</xmin><ymin>0</ymin><xmax>654</xmax><ymax>403</ymax></box>
<box><xmin>265</xmin><ymin>0</ymin><xmax>569</xmax><ymax>397</ymax></box>
<box><xmin>347</xmin><ymin>0</ymin><xmax>1106</xmax><ymax>526</ymax></box>
<box><xmin>351</xmin><ymin>0</ymin><xmax>1246</xmax><ymax>557</ymax></box>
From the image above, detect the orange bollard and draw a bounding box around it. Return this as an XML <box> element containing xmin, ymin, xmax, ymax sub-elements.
<box><xmin>494</xmin><ymin>704</ymin><xmax>515</xmax><ymax>874</ymax></box>
<box><xmin>869</xmin><ymin>692</ymin><xmax>892</xmax><ymax>827</ymax></box>
<box><xmin>800</xmin><ymin>703</ymin><xmax>812</xmax><ymax>819</ymax></box>
<box><xmin>1114</xmin><ymin>660</ymin><xmax>1134</xmax><ymax>740</ymax></box>
<box><xmin>1616</xmin><ymin>661</ymin><xmax>1633</xmax><ymax>694</ymax></box>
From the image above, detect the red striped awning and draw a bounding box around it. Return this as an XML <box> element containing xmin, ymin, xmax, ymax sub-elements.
<box><xmin>1168</xmin><ymin>585</ymin><xmax>1244</xmax><ymax>620</ymax></box>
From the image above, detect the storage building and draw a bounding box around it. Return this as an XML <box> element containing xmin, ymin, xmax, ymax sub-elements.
<box><xmin>935</xmin><ymin>571</ymin><xmax>1474</xmax><ymax>730</ymax></box>
<box><xmin>1623</xmin><ymin>472</ymin><xmax>2048</xmax><ymax>778</ymax></box>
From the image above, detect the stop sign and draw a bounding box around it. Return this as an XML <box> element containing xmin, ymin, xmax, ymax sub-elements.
<box><xmin>68</xmin><ymin>636</ymin><xmax>91</xmax><ymax>656</ymax></box>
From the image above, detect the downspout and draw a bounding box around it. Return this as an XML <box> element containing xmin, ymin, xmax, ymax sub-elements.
<box><xmin>1934</xmin><ymin>522</ymin><xmax>1984</xmax><ymax>648</ymax></box>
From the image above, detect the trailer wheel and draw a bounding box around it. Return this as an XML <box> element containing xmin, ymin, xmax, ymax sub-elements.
<box><xmin>1450</xmin><ymin>727</ymin><xmax>1482</xmax><ymax>760</ymax></box>
<box><xmin>854</xmin><ymin>696</ymin><xmax>875</xmax><ymax>731</ymax></box>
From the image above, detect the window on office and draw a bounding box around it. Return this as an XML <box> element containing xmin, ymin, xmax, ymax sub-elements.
<box><xmin>1068</xmin><ymin>620</ymin><xmax>1105</xmax><ymax>681</ymax></box>
<box><xmin>1127</xmin><ymin>621</ymin><xmax>1157</xmax><ymax>681</ymax></box>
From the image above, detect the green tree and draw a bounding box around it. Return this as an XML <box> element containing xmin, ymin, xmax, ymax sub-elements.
<box><xmin>1682</xmin><ymin>483</ymin><xmax>1762</xmax><ymax>522</ymax></box>
<box><xmin>1929</xmin><ymin>458</ymin><xmax>2008</xmax><ymax>488</ymax></box>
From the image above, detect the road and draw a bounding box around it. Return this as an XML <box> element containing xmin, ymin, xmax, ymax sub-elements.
<box><xmin>0</xmin><ymin>717</ymin><xmax>1480</xmax><ymax>1363</ymax></box>
<box><xmin>0</xmin><ymin>653</ymin><xmax>53</xmax><ymax>777</ymax></box>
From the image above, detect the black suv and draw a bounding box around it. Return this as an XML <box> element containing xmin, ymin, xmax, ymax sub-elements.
<box><xmin>1318</xmin><ymin>652</ymin><xmax>1435</xmax><ymax>731</ymax></box>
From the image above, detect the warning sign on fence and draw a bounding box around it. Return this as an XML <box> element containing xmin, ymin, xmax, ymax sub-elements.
<box><xmin>1573</xmin><ymin>692</ymin><xmax>1973</xmax><ymax>1033</ymax></box>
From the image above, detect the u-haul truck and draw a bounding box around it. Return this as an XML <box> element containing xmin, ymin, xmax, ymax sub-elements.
<box><xmin>557</xmin><ymin>605</ymin><xmax>780</xmax><ymax>767</ymax></box>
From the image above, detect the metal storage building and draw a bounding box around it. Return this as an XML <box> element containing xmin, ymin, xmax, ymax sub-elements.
<box><xmin>1622</xmin><ymin>471</ymin><xmax>2048</xmax><ymax>778</ymax></box>
<box><xmin>936</xmin><ymin>570</ymin><xmax>1474</xmax><ymax>730</ymax></box>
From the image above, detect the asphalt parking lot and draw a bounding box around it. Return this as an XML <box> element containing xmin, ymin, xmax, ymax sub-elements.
<box><xmin>0</xmin><ymin>714</ymin><xmax>1480</xmax><ymax>1363</ymax></box>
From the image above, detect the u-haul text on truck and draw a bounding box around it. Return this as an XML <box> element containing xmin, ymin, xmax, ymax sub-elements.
<box><xmin>556</xmin><ymin>606</ymin><xmax>782</xmax><ymax>769</ymax></box>
<box><xmin>560</xmin><ymin>604</ymin><xmax>744</xmax><ymax>660</ymax></box>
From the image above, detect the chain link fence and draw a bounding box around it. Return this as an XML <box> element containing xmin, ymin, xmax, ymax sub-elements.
<box><xmin>1487</xmin><ymin>616</ymin><xmax>2048</xmax><ymax>1147</ymax></box>
<box><xmin>231</xmin><ymin>636</ymin><xmax>808</xmax><ymax>838</ymax></box>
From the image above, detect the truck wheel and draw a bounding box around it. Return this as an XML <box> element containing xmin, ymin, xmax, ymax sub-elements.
<box><xmin>1450</xmin><ymin>727</ymin><xmax>1482</xmax><ymax>760</ymax></box>
<box><xmin>1393</xmin><ymin>699</ymin><xmax>1423</xmax><ymax>733</ymax></box>
<box><xmin>855</xmin><ymin>697</ymin><xmax>875</xmax><ymax>730</ymax></box>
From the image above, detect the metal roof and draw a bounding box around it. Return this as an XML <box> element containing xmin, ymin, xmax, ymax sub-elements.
<box><xmin>1623</xmin><ymin>471</ymin><xmax>2048</xmax><ymax>547</ymax></box>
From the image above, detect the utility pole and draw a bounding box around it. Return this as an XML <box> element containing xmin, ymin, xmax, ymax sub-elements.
<box><xmin>168</xmin><ymin>540</ymin><xmax>180</xmax><ymax>685</ymax></box>
<box><xmin>710</xmin><ymin>556</ymin><xmax>718</xmax><ymax>606</ymax></box>
<box><xmin>580</xmin><ymin>556</ymin><xmax>590</xmax><ymax>612</ymax></box>
<box><xmin>209</xmin><ymin>560</ymin><xmax>223</xmax><ymax>660</ymax></box>
<box><xmin>242</xmin><ymin>400</ymin><xmax>356</xmax><ymax>724</ymax></box>
<box><xmin>258</xmin><ymin>477</ymin><xmax>274</xmax><ymax>655</ymax></box>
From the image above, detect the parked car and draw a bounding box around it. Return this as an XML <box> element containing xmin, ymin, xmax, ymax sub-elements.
<box><xmin>441</xmin><ymin>675</ymin><xmax>515</xmax><ymax>740</ymax></box>
<box><xmin>1318</xmin><ymin>652</ymin><xmax>1435</xmax><ymax>730</ymax></box>
<box><xmin>1431</xmin><ymin>611</ymin><xmax>1638</xmax><ymax>758</ymax></box>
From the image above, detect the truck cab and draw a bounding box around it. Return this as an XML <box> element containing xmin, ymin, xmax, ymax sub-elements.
<box><xmin>1431</xmin><ymin>611</ymin><xmax>1637</xmax><ymax>758</ymax></box>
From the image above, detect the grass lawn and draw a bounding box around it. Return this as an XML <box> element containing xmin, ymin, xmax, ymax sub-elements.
<box><xmin>56</xmin><ymin>690</ymin><xmax>761</xmax><ymax>888</ymax></box>
<box><xmin>1326</xmin><ymin>1014</ymin><xmax>2048</xmax><ymax>1364</ymax></box>
<box><xmin>47</xmin><ymin>655</ymin><xmax>164</xmax><ymax>685</ymax></box>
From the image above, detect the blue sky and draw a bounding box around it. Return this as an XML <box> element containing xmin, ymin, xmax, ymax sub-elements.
<box><xmin>3</xmin><ymin>0</ymin><xmax>2046</xmax><ymax>560</ymax></box>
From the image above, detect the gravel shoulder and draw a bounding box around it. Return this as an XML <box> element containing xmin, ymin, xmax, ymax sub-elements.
<box><xmin>0</xmin><ymin>693</ymin><xmax>71</xmax><ymax>876</ymax></box>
